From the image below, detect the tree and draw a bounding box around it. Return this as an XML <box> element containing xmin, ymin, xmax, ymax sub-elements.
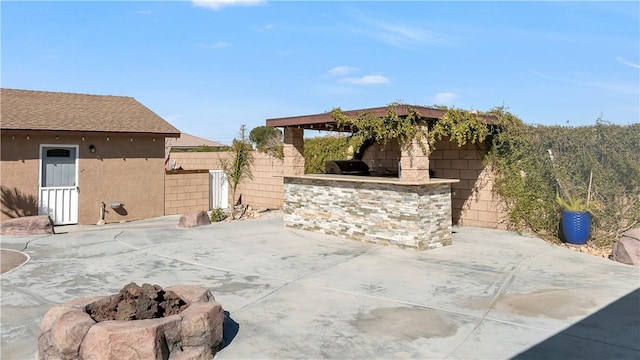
<box><xmin>249</xmin><ymin>126</ymin><xmax>283</xmax><ymax>158</ymax></box>
<box><xmin>220</xmin><ymin>125</ymin><xmax>254</xmax><ymax>219</ymax></box>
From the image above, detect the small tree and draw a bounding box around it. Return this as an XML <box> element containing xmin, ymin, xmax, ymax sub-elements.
<box><xmin>220</xmin><ymin>125</ymin><xmax>254</xmax><ymax>219</ymax></box>
<box><xmin>249</xmin><ymin>126</ymin><xmax>283</xmax><ymax>159</ymax></box>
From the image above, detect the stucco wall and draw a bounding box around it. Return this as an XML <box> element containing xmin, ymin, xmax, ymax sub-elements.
<box><xmin>1</xmin><ymin>133</ymin><xmax>166</xmax><ymax>224</ymax></box>
<box><xmin>169</xmin><ymin>151</ymin><xmax>283</xmax><ymax>209</ymax></box>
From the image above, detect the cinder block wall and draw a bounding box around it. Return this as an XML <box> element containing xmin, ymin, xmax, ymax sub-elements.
<box><xmin>169</xmin><ymin>152</ymin><xmax>283</xmax><ymax>209</ymax></box>
<box><xmin>164</xmin><ymin>170</ymin><xmax>210</xmax><ymax>215</ymax></box>
<box><xmin>169</xmin><ymin>141</ymin><xmax>509</xmax><ymax>229</ymax></box>
<box><xmin>429</xmin><ymin>139</ymin><xmax>508</xmax><ymax>229</ymax></box>
<box><xmin>360</xmin><ymin>139</ymin><xmax>400</xmax><ymax>171</ymax></box>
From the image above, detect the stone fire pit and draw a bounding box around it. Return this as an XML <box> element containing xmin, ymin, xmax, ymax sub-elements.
<box><xmin>38</xmin><ymin>284</ymin><xmax>224</xmax><ymax>359</ymax></box>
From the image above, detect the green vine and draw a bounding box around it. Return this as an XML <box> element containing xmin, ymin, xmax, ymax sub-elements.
<box><xmin>331</xmin><ymin>103</ymin><xmax>491</xmax><ymax>155</ymax></box>
<box><xmin>428</xmin><ymin>108</ymin><xmax>489</xmax><ymax>149</ymax></box>
<box><xmin>331</xmin><ymin>103</ymin><xmax>428</xmax><ymax>154</ymax></box>
<box><xmin>486</xmin><ymin>109</ymin><xmax>639</xmax><ymax>248</ymax></box>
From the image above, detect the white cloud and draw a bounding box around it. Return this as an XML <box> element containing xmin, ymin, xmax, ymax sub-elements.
<box><xmin>377</xmin><ymin>23</ymin><xmax>449</xmax><ymax>48</ymax></box>
<box><xmin>328</xmin><ymin>66</ymin><xmax>359</xmax><ymax>76</ymax></box>
<box><xmin>351</xmin><ymin>12</ymin><xmax>452</xmax><ymax>50</ymax></box>
<box><xmin>429</xmin><ymin>92</ymin><xmax>460</xmax><ymax>105</ymax></box>
<box><xmin>192</xmin><ymin>0</ymin><xmax>265</xmax><ymax>11</ymax></box>
<box><xmin>339</xmin><ymin>75</ymin><xmax>390</xmax><ymax>85</ymax></box>
<box><xmin>196</xmin><ymin>41</ymin><xmax>230</xmax><ymax>49</ymax></box>
<box><xmin>259</xmin><ymin>24</ymin><xmax>275</xmax><ymax>32</ymax></box>
<box><xmin>616</xmin><ymin>57</ymin><xmax>640</xmax><ymax>69</ymax></box>
<box><xmin>532</xmin><ymin>70</ymin><xmax>638</xmax><ymax>94</ymax></box>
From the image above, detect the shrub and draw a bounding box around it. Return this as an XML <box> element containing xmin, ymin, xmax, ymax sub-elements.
<box><xmin>487</xmin><ymin>111</ymin><xmax>639</xmax><ymax>247</ymax></box>
<box><xmin>303</xmin><ymin>135</ymin><xmax>352</xmax><ymax>174</ymax></box>
<box><xmin>210</xmin><ymin>207</ymin><xmax>227</xmax><ymax>222</ymax></box>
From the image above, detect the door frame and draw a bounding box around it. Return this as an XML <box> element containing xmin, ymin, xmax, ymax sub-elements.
<box><xmin>38</xmin><ymin>144</ymin><xmax>80</xmax><ymax>224</ymax></box>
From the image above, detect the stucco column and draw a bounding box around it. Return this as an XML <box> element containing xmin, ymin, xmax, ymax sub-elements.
<box><xmin>400</xmin><ymin>137</ymin><xmax>430</xmax><ymax>182</ymax></box>
<box><xmin>283</xmin><ymin>127</ymin><xmax>304</xmax><ymax>176</ymax></box>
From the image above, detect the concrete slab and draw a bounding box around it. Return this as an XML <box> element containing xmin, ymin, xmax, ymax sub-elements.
<box><xmin>1</xmin><ymin>216</ymin><xmax>639</xmax><ymax>359</ymax></box>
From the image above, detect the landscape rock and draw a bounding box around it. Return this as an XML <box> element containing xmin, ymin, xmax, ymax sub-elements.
<box><xmin>50</xmin><ymin>310</ymin><xmax>96</xmax><ymax>358</ymax></box>
<box><xmin>0</xmin><ymin>215</ymin><xmax>54</xmax><ymax>235</ymax></box>
<box><xmin>165</xmin><ymin>285</ymin><xmax>214</xmax><ymax>304</ymax></box>
<box><xmin>168</xmin><ymin>346</ymin><xmax>213</xmax><ymax>360</ymax></box>
<box><xmin>179</xmin><ymin>211</ymin><xmax>211</xmax><ymax>228</ymax></box>
<box><xmin>79</xmin><ymin>319</ymin><xmax>170</xmax><ymax>360</ymax></box>
<box><xmin>86</xmin><ymin>282</ymin><xmax>188</xmax><ymax>322</ymax></box>
<box><xmin>612</xmin><ymin>228</ymin><xmax>640</xmax><ymax>266</ymax></box>
<box><xmin>180</xmin><ymin>301</ymin><xmax>224</xmax><ymax>347</ymax></box>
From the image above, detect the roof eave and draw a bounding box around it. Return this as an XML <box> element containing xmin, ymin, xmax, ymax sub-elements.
<box><xmin>0</xmin><ymin>129</ymin><xmax>181</xmax><ymax>138</ymax></box>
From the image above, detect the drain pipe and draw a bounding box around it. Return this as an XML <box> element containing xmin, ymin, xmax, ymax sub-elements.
<box><xmin>97</xmin><ymin>202</ymin><xmax>106</xmax><ymax>225</ymax></box>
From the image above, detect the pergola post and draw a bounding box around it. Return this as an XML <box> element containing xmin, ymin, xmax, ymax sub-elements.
<box><xmin>400</xmin><ymin>136</ymin><xmax>430</xmax><ymax>182</ymax></box>
<box><xmin>283</xmin><ymin>127</ymin><xmax>305</xmax><ymax>176</ymax></box>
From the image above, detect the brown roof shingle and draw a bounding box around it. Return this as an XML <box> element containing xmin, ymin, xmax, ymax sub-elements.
<box><xmin>167</xmin><ymin>132</ymin><xmax>225</xmax><ymax>149</ymax></box>
<box><xmin>0</xmin><ymin>88</ymin><xmax>180</xmax><ymax>136</ymax></box>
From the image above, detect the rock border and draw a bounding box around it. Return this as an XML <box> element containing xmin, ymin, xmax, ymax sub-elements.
<box><xmin>38</xmin><ymin>285</ymin><xmax>224</xmax><ymax>359</ymax></box>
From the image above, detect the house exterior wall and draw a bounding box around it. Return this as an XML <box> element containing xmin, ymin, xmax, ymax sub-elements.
<box><xmin>1</xmin><ymin>133</ymin><xmax>166</xmax><ymax>224</ymax></box>
<box><xmin>164</xmin><ymin>170</ymin><xmax>210</xmax><ymax>215</ymax></box>
<box><xmin>168</xmin><ymin>151</ymin><xmax>283</xmax><ymax>209</ymax></box>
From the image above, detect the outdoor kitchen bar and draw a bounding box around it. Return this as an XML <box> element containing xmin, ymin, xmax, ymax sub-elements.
<box><xmin>283</xmin><ymin>174</ymin><xmax>458</xmax><ymax>250</ymax></box>
<box><xmin>266</xmin><ymin>105</ymin><xmax>464</xmax><ymax>250</ymax></box>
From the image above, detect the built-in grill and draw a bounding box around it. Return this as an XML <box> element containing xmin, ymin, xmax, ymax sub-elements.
<box><xmin>325</xmin><ymin>160</ymin><xmax>370</xmax><ymax>176</ymax></box>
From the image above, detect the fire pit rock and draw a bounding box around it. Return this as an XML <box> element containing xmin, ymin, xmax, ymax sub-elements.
<box><xmin>37</xmin><ymin>284</ymin><xmax>224</xmax><ymax>360</ymax></box>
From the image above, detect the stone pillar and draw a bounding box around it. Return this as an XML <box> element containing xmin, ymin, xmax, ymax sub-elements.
<box><xmin>283</xmin><ymin>127</ymin><xmax>305</xmax><ymax>176</ymax></box>
<box><xmin>400</xmin><ymin>137</ymin><xmax>430</xmax><ymax>182</ymax></box>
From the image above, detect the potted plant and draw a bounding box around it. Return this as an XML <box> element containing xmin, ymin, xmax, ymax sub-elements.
<box><xmin>556</xmin><ymin>195</ymin><xmax>593</xmax><ymax>245</ymax></box>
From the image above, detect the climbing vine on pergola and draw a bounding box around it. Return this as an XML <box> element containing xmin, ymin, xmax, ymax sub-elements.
<box><xmin>330</xmin><ymin>103</ymin><xmax>491</xmax><ymax>155</ymax></box>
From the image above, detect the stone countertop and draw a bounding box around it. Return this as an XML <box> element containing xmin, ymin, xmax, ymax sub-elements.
<box><xmin>283</xmin><ymin>174</ymin><xmax>460</xmax><ymax>186</ymax></box>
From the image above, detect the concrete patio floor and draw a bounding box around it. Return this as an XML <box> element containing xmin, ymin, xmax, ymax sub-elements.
<box><xmin>1</xmin><ymin>215</ymin><xmax>639</xmax><ymax>359</ymax></box>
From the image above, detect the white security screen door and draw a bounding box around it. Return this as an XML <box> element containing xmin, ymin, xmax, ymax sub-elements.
<box><xmin>39</xmin><ymin>145</ymin><xmax>79</xmax><ymax>225</ymax></box>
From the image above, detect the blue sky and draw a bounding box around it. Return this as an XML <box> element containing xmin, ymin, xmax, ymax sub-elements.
<box><xmin>2</xmin><ymin>1</ymin><xmax>638</xmax><ymax>144</ymax></box>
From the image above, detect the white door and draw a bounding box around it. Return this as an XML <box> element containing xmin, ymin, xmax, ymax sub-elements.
<box><xmin>39</xmin><ymin>145</ymin><xmax>79</xmax><ymax>225</ymax></box>
<box><xmin>209</xmin><ymin>170</ymin><xmax>229</xmax><ymax>209</ymax></box>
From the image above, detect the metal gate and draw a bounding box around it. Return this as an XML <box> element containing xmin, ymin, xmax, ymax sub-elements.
<box><xmin>209</xmin><ymin>170</ymin><xmax>229</xmax><ymax>209</ymax></box>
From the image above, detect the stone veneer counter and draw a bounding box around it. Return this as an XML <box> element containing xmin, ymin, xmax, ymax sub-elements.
<box><xmin>283</xmin><ymin>174</ymin><xmax>459</xmax><ymax>250</ymax></box>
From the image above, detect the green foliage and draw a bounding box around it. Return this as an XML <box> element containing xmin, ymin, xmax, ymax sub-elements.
<box><xmin>428</xmin><ymin>108</ymin><xmax>489</xmax><ymax>149</ymax></box>
<box><xmin>487</xmin><ymin>111</ymin><xmax>640</xmax><ymax>247</ymax></box>
<box><xmin>332</xmin><ymin>103</ymin><xmax>491</xmax><ymax>155</ymax></box>
<box><xmin>332</xmin><ymin>104</ymin><xmax>429</xmax><ymax>154</ymax></box>
<box><xmin>209</xmin><ymin>207</ymin><xmax>227</xmax><ymax>222</ymax></box>
<box><xmin>249</xmin><ymin>126</ymin><xmax>283</xmax><ymax>159</ymax></box>
<box><xmin>303</xmin><ymin>135</ymin><xmax>352</xmax><ymax>174</ymax></box>
<box><xmin>220</xmin><ymin>126</ymin><xmax>254</xmax><ymax>219</ymax></box>
<box><xmin>555</xmin><ymin>195</ymin><xmax>601</xmax><ymax>214</ymax></box>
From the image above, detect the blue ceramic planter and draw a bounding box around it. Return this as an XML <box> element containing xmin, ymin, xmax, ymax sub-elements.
<box><xmin>561</xmin><ymin>210</ymin><xmax>591</xmax><ymax>245</ymax></box>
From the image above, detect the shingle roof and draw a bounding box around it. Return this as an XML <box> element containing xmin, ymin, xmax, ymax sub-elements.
<box><xmin>167</xmin><ymin>132</ymin><xmax>225</xmax><ymax>149</ymax></box>
<box><xmin>1</xmin><ymin>88</ymin><xmax>180</xmax><ymax>135</ymax></box>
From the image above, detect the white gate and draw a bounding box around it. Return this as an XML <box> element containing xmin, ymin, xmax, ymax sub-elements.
<box><xmin>39</xmin><ymin>145</ymin><xmax>79</xmax><ymax>225</ymax></box>
<box><xmin>209</xmin><ymin>170</ymin><xmax>229</xmax><ymax>209</ymax></box>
